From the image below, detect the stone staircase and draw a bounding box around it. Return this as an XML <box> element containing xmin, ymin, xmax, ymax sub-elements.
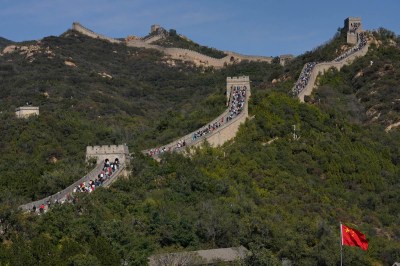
<box><xmin>293</xmin><ymin>32</ymin><xmax>369</xmax><ymax>102</ymax></box>
<box><xmin>20</xmin><ymin>145</ymin><xmax>130</xmax><ymax>213</ymax></box>
<box><xmin>71</xmin><ymin>22</ymin><xmax>275</xmax><ymax>68</ymax></box>
<box><xmin>143</xmin><ymin>76</ymin><xmax>251</xmax><ymax>158</ymax></box>
<box><xmin>25</xmin><ymin>18</ymin><xmax>371</xmax><ymax>212</ymax></box>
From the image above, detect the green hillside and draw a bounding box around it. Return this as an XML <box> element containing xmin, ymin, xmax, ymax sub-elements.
<box><xmin>0</xmin><ymin>30</ymin><xmax>282</xmax><ymax>202</ymax></box>
<box><xmin>311</xmin><ymin>29</ymin><xmax>400</xmax><ymax>127</ymax></box>
<box><xmin>0</xmin><ymin>26</ymin><xmax>399</xmax><ymax>265</ymax></box>
<box><xmin>153</xmin><ymin>29</ymin><xmax>227</xmax><ymax>59</ymax></box>
<box><xmin>0</xmin><ymin>37</ymin><xmax>12</xmax><ymax>49</ymax></box>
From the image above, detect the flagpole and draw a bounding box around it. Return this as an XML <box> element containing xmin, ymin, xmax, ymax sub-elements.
<box><xmin>340</xmin><ymin>222</ymin><xmax>343</xmax><ymax>266</ymax></box>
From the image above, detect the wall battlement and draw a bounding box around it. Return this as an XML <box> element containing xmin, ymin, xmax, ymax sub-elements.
<box><xmin>72</xmin><ymin>22</ymin><xmax>281</xmax><ymax>68</ymax></box>
<box><xmin>292</xmin><ymin>17</ymin><xmax>370</xmax><ymax>102</ymax></box>
<box><xmin>86</xmin><ymin>144</ymin><xmax>130</xmax><ymax>164</ymax></box>
<box><xmin>345</xmin><ymin>17</ymin><xmax>363</xmax><ymax>44</ymax></box>
<box><xmin>15</xmin><ymin>106</ymin><xmax>39</xmax><ymax>118</ymax></box>
<box><xmin>227</xmin><ymin>76</ymin><xmax>250</xmax><ymax>82</ymax></box>
<box><xmin>143</xmin><ymin>76</ymin><xmax>250</xmax><ymax>159</ymax></box>
<box><xmin>72</xmin><ymin>22</ymin><xmax>122</xmax><ymax>44</ymax></box>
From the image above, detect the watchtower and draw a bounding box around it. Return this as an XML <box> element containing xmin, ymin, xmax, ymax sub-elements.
<box><xmin>151</xmin><ymin>24</ymin><xmax>161</xmax><ymax>33</ymax></box>
<box><xmin>226</xmin><ymin>76</ymin><xmax>250</xmax><ymax>106</ymax></box>
<box><xmin>345</xmin><ymin>17</ymin><xmax>362</xmax><ymax>44</ymax></box>
<box><xmin>279</xmin><ymin>54</ymin><xmax>294</xmax><ymax>66</ymax></box>
<box><xmin>15</xmin><ymin>106</ymin><xmax>39</xmax><ymax>118</ymax></box>
<box><xmin>86</xmin><ymin>144</ymin><xmax>130</xmax><ymax>165</ymax></box>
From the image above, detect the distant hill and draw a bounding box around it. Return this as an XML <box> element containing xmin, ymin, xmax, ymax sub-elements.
<box><xmin>0</xmin><ymin>23</ymin><xmax>399</xmax><ymax>266</ymax></box>
<box><xmin>306</xmin><ymin>28</ymin><xmax>400</xmax><ymax>128</ymax></box>
<box><xmin>153</xmin><ymin>29</ymin><xmax>227</xmax><ymax>58</ymax></box>
<box><xmin>0</xmin><ymin>36</ymin><xmax>13</xmax><ymax>49</ymax></box>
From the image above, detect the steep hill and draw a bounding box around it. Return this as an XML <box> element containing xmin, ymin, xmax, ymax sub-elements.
<box><xmin>0</xmin><ymin>30</ymin><xmax>282</xmax><ymax>202</ymax></box>
<box><xmin>0</xmin><ymin>37</ymin><xmax>12</xmax><ymax>49</ymax></box>
<box><xmin>308</xmin><ymin>28</ymin><xmax>400</xmax><ymax>128</ymax></box>
<box><xmin>0</xmin><ymin>23</ymin><xmax>399</xmax><ymax>266</ymax></box>
<box><xmin>0</xmin><ymin>30</ymin><xmax>227</xmax><ymax>202</ymax></box>
<box><xmin>153</xmin><ymin>29</ymin><xmax>227</xmax><ymax>59</ymax></box>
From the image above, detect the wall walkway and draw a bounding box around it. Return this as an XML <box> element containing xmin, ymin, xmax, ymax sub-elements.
<box><xmin>72</xmin><ymin>22</ymin><xmax>274</xmax><ymax>68</ymax></box>
<box><xmin>20</xmin><ymin>164</ymin><xmax>126</xmax><ymax>212</ymax></box>
<box><xmin>293</xmin><ymin>32</ymin><xmax>369</xmax><ymax>102</ymax></box>
<box><xmin>143</xmin><ymin>77</ymin><xmax>250</xmax><ymax>158</ymax></box>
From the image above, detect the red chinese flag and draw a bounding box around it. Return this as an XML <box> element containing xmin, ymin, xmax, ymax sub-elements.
<box><xmin>341</xmin><ymin>224</ymin><xmax>368</xmax><ymax>250</ymax></box>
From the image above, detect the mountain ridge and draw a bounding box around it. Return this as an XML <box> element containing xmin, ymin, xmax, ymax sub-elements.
<box><xmin>0</xmin><ymin>19</ymin><xmax>399</xmax><ymax>265</ymax></box>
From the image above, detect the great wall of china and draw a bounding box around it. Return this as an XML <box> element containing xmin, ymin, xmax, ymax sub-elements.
<box><xmin>143</xmin><ymin>76</ymin><xmax>250</xmax><ymax>158</ymax></box>
<box><xmin>20</xmin><ymin>17</ymin><xmax>370</xmax><ymax>213</ymax></box>
<box><xmin>71</xmin><ymin>22</ymin><xmax>279</xmax><ymax>68</ymax></box>
<box><xmin>293</xmin><ymin>17</ymin><xmax>369</xmax><ymax>102</ymax></box>
<box><xmin>20</xmin><ymin>144</ymin><xmax>130</xmax><ymax>212</ymax></box>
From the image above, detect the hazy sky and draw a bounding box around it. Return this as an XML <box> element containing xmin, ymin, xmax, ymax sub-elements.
<box><xmin>1</xmin><ymin>0</ymin><xmax>398</xmax><ymax>56</ymax></box>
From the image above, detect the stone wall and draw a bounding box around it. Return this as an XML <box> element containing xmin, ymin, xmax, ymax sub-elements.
<box><xmin>15</xmin><ymin>106</ymin><xmax>39</xmax><ymax>118</ymax></box>
<box><xmin>225</xmin><ymin>51</ymin><xmax>273</xmax><ymax>64</ymax></box>
<box><xmin>165</xmin><ymin>47</ymin><xmax>228</xmax><ymax>67</ymax></box>
<box><xmin>345</xmin><ymin>17</ymin><xmax>362</xmax><ymax>44</ymax></box>
<box><xmin>143</xmin><ymin>35</ymin><xmax>164</xmax><ymax>44</ymax></box>
<box><xmin>86</xmin><ymin>144</ymin><xmax>130</xmax><ymax>164</ymax></box>
<box><xmin>297</xmin><ymin>42</ymin><xmax>369</xmax><ymax>102</ymax></box>
<box><xmin>143</xmin><ymin>76</ymin><xmax>250</xmax><ymax>157</ymax></box>
<box><xmin>72</xmin><ymin>22</ymin><xmax>122</xmax><ymax>44</ymax></box>
<box><xmin>72</xmin><ymin>22</ymin><xmax>278</xmax><ymax>68</ymax></box>
<box><xmin>19</xmin><ymin>163</ymin><xmax>126</xmax><ymax>212</ymax></box>
<box><xmin>226</xmin><ymin>76</ymin><xmax>250</xmax><ymax>105</ymax></box>
<box><xmin>126</xmin><ymin>39</ymin><xmax>163</xmax><ymax>49</ymax></box>
<box><xmin>20</xmin><ymin>144</ymin><xmax>130</xmax><ymax>212</ymax></box>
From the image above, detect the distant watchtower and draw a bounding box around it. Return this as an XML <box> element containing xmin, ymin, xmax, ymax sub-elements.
<box><xmin>15</xmin><ymin>106</ymin><xmax>39</xmax><ymax>118</ymax></box>
<box><xmin>345</xmin><ymin>17</ymin><xmax>362</xmax><ymax>44</ymax></box>
<box><xmin>226</xmin><ymin>76</ymin><xmax>250</xmax><ymax>106</ymax></box>
<box><xmin>151</xmin><ymin>24</ymin><xmax>161</xmax><ymax>33</ymax></box>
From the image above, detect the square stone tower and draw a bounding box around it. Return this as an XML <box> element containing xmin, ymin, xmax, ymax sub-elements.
<box><xmin>151</xmin><ymin>24</ymin><xmax>161</xmax><ymax>33</ymax></box>
<box><xmin>345</xmin><ymin>17</ymin><xmax>362</xmax><ymax>44</ymax></box>
<box><xmin>15</xmin><ymin>106</ymin><xmax>39</xmax><ymax>118</ymax></box>
<box><xmin>86</xmin><ymin>144</ymin><xmax>130</xmax><ymax>165</ymax></box>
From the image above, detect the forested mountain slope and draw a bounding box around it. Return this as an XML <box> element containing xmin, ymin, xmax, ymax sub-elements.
<box><xmin>0</xmin><ymin>37</ymin><xmax>12</xmax><ymax>49</ymax></box>
<box><xmin>0</xmin><ymin>25</ymin><xmax>399</xmax><ymax>265</ymax></box>
<box><xmin>311</xmin><ymin>29</ymin><xmax>400</xmax><ymax>128</ymax></box>
<box><xmin>0</xmin><ymin>30</ymin><xmax>281</xmax><ymax>202</ymax></box>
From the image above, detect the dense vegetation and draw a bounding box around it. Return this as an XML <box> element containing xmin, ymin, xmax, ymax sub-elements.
<box><xmin>280</xmin><ymin>29</ymin><xmax>347</xmax><ymax>80</ymax></box>
<box><xmin>0</xmin><ymin>25</ymin><xmax>399</xmax><ymax>265</ymax></box>
<box><xmin>0</xmin><ymin>37</ymin><xmax>12</xmax><ymax>49</ymax></box>
<box><xmin>0</xmin><ymin>93</ymin><xmax>399</xmax><ymax>265</ymax></box>
<box><xmin>311</xmin><ymin>28</ymin><xmax>400</xmax><ymax>127</ymax></box>
<box><xmin>153</xmin><ymin>29</ymin><xmax>227</xmax><ymax>59</ymax></box>
<box><xmin>0</xmin><ymin>30</ymin><xmax>283</xmax><ymax>202</ymax></box>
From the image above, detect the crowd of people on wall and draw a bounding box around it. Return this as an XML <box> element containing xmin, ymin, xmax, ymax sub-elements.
<box><xmin>146</xmin><ymin>139</ymin><xmax>187</xmax><ymax>156</ymax></box>
<box><xmin>334</xmin><ymin>32</ymin><xmax>367</xmax><ymax>62</ymax></box>
<box><xmin>146</xmin><ymin>85</ymin><xmax>248</xmax><ymax>157</ymax></box>
<box><xmin>32</xmin><ymin>158</ymin><xmax>120</xmax><ymax>214</ymax></box>
<box><xmin>293</xmin><ymin>31</ymin><xmax>367</xmax><ymax>96</ymax></box>
<box><xmin>292</xmin><ymin>62</ymin><xmax>317</xmax><ymax>96</ymax></box>
<box><xmin>192</xmin><ymin>119</ymin><xmax>223</xmax><ymax>140</ymax></box>
<box><xmin>226</xmin><ymin>86</ymin><xmax>246</xmax><ymax>122</ymax></box>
